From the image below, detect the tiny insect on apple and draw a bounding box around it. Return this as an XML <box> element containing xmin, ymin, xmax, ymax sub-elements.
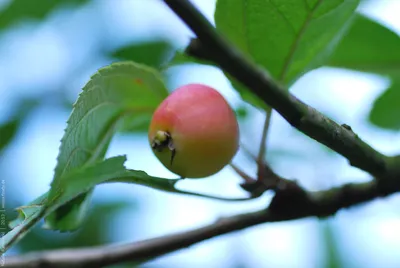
<box><xmin>148</xmin><ymin>83</ymin><xmax>239</xmax><ymax>178</ymax></box>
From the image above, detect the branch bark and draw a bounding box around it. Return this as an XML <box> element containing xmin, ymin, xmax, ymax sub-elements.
<box><xmin>6</xmin><ymin>178</ymin><xmax>399</xmax><ymax>268</ymax></box>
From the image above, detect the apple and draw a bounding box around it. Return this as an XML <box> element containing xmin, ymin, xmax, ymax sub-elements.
<box><xmin>149</xmin><ymin>83</ymin><xmax>239</xmax><ymax>178</ymax></box>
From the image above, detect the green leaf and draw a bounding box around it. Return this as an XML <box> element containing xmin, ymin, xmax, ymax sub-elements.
<box><xmin>0</xmin><ymin>96</ymin><xmax>44</xmax><ymax>153</ymax></box>
<box><xmin>0</xmin><ymin>118</ymin><xmax>19</xmax><ymax>153</ymax></box>
<box><xmin>3</xmin><ymin>156</ymin><xmax>184</xmax><ymax>253</ymax></box>
<box><xmin>44</xmin><ymin>191</ymin><xmax>94</xmax><ymax>231</ymax></box>
<box><xmin>328</xmin><ymin>15</ymin><xmax>400</xmax><ymax>130</ymax></box>
<box><xmin>16</xmin><ymin>201</ymin><xmax>133</xmax><ymax>253</ymax></box>
<box><xmin>8</xmin><ymin>194</ymin><xmax>48</xmax><ymax>229</ymax></box>
<box><xmin>50</xmin><ymin>155</ymin><xmax>245</xmax><ymax>210</ymax></box>
<box><xmin>320</xmin><ymin>221</ymin><xmax>344</xmax><ymax>268</ymax></box>
<box><xmin>112</xmin><ymin>41</ymin><xmax>174</xmax><ymax>68</ymax></box>
<box><xmin>166</xmin><ymin>51</ymin><xmax>215</xmax><ymax>68</ymax></box>
<box><xmin>3</xmin><ymin>155</ymin><xmax>251</xmax><ymax>253</ymax></box>
<box><xmin>2</xmin><ymin>157</ymin><xmax>129</xmax><ymax>253</ymax></box>
<box><xmin>368</xmin><ymin>79</ymin><xmax>400</xmax><ymax>130</ymax></box>
<box><xmin>1</xmin><ymin>208</ymin><xmax>43</xmax><ymax>254</ymax></box>
<box><xmin>234</xmin><ymin>106</ymin><xmax>249</xmax><ymax>120</ymax></box>
<box><xmin>0</xmin><ymin>0</ymin><xmax>90</xmax><ymax>29</ymax></box>
<box><xmin>329</xmin><ymin>14</ymin><xmax>400</xmax><ymax>76</ymax></box>
<box><xmin>1</xmin><ymin>193</ymin><xmax>48</xmax><ymax>254</ymax></box>
<box><xmin>214</xmin><ymin>0</ymin><xmax>359</xmax><ymax>109</ymax></box>
<box><xmin>45</xmin><ymin>61</ymin><xmax>168</xmax><ymax>231</ymax></box>
<box><xmin>48</xmin><ymin>157</ymin><xmax>129</xmax><ymax>208</ymax></box>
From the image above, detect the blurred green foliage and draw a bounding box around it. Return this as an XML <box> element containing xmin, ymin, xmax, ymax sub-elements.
<box><xmin>369</xmin><ymin>79</ymin><xmax>400</xmax><ymax>129</ymax></box>
<box><xmin>112</xmin><ymin>41</ymin><xmax>174</xmax><ymax>68</ymax></box>
<box><xmin>18</xmin><ymin>201</ymin><xmax>133</xmax><ymax>252</ymax></box>
<box><xmin>320</xmin><ymin>221</ymin><xmax>345</xmax><ymax>268</ymax></box>
<box><xmin>0</xmin><ymin>96</ymin><xmax>41</xmax><ymax>154</ymax></box>
<box><xmin>329</xmin><ymin>14</ymin><xmax>400</xmax><ymax>130</ymax></box>
<box><xmin>329</xmin><ymin>15</ymin><xmax>400</xmax><ymax>76</ymax></box>
<box><xmin>0</xmin><ymin>118</ymin><xmax>19</xmax><ymax>153</ymax></box>
<box><xmin>0</xmin><ymin>0</ymin><xmax>90</xmax><ymax>29</ymax></box>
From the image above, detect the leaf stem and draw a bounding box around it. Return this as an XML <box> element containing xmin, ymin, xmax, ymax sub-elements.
<box><xmin>256</xmin><ymin>110</ymin><xmax>273</xmax><ymax>172</ymax></box>
<box><xmin>229</xmin><ymin>163</ymin><xmax>255</xmax><ymax>184</ymax></box>
<box><xmin>173</xmin><ymin>189</ymin><xmax>254</xmax><ymax>202</ymax></box>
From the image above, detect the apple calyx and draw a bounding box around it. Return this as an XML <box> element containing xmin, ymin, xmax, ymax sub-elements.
<box><xmin>151</xmin><ymin>130</ymin><xmax>176</xmax><ymax>165</ymax></box>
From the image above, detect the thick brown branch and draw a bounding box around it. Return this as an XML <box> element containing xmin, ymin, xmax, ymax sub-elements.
<box><xmin>6</xmin><ymin>178</ymin><xmax>398</xmax><ymax>268</ymax></box>
<box><xmin>163</xmin><ymin>0</ymin><xmax>395</xmax><ymax>179</ymax></box>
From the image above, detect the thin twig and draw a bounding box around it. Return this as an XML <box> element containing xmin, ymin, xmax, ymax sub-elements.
<box><xmin>256</xmin><ymin>111</ymin><xmax>273</xmax><ymax>174</ymax></box>
<box><xmin>173</xmin><ymin>188</ymin><xmax>254</xmax><ymax>202</ymax></box>
<box><xmin>239</xmin><ymin>143</ymin><xmax>257</xmax><ymax>161</ymax></box>
<box><xmin>229</xmin><ymin>163</ymin><xmax>255</xmax><ymax>184</ymax></box>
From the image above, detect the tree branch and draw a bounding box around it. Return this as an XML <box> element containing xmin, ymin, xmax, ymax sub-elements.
<box><xmin>163</xmin><ymin>0</ymin><xmax>397</xmax><ymax>180</ymax></box>
<box><xmin>6</xmin><ymin>178</ymin><xmax>399</xmax><ymax>268</ymax></box>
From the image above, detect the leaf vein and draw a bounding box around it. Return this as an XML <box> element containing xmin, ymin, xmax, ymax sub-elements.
<box><xmin>61</xmin><ymin>101</ymin><xmax>118</xmax><ymax>146</ymax></box>
<box><xmin>278</xmin><ymin>0</ymin><xmax>324</xmax><ymax>82</ymax></box>
<box><xmin>269</xmin><ymin>0</ymin><xmax>296</xmax><ymax>34</ymax></box>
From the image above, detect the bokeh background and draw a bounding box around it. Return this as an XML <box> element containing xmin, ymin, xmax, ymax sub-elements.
<box><xmin>1</xmin><ymin>0</ymin><xmax>400</xmax><ymax>267</ymax></box>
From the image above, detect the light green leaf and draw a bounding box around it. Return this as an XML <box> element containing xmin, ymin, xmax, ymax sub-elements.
<box><xmin>214</xmin><ymin>0</ymin><xmax>359</xmax><ymax>109</ymax></box>
<box><xmin>46</xmin><ymin>61</ymin><xmax>169</xmax><ymax>231</ymax></box>
<box><xmin>48</xmin><ymin>157</ymin><xmax>129</xmax><ymax>209</ymax></box>
<box><xmin>1</xmin><ymin>193</ymin><xmax>48</xmax><ymax>254</ymax></box>
<box><xmin>1</xmin><ymin>209</ymin><xmax>43</xmax><ymax>255</ymax></box>
<box><xmin>2</xmin><ymin>156</ymin><xmax>179</xmax><ymax>253</ymax></box>
<box><xmin>329</xmin><ymin>14</ymin><xmax>400</xmax><ymax>76</ymax></box>
<box><xmin>368</xmin><ymin>79</ymin><xmax>400</xmax><ymax>130</ymax></box>
<box><xmin>8</xmin><ymin>194</ymin><xmax>48</xmax><ymax>229</ymax></box>
<box><xmin>2</xmin><ymin>157</ymin><xmax>132</xmax><ymax>253</ymax></box>
<box><xmin>49</xmin><ymin>155</ymin><xmax>241</xmax><ymax>213</ymax></box>
<box><xmin>3</xmin><ymin>155</ymin><xmax>244</xmax><ymax>253</ymax></box>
